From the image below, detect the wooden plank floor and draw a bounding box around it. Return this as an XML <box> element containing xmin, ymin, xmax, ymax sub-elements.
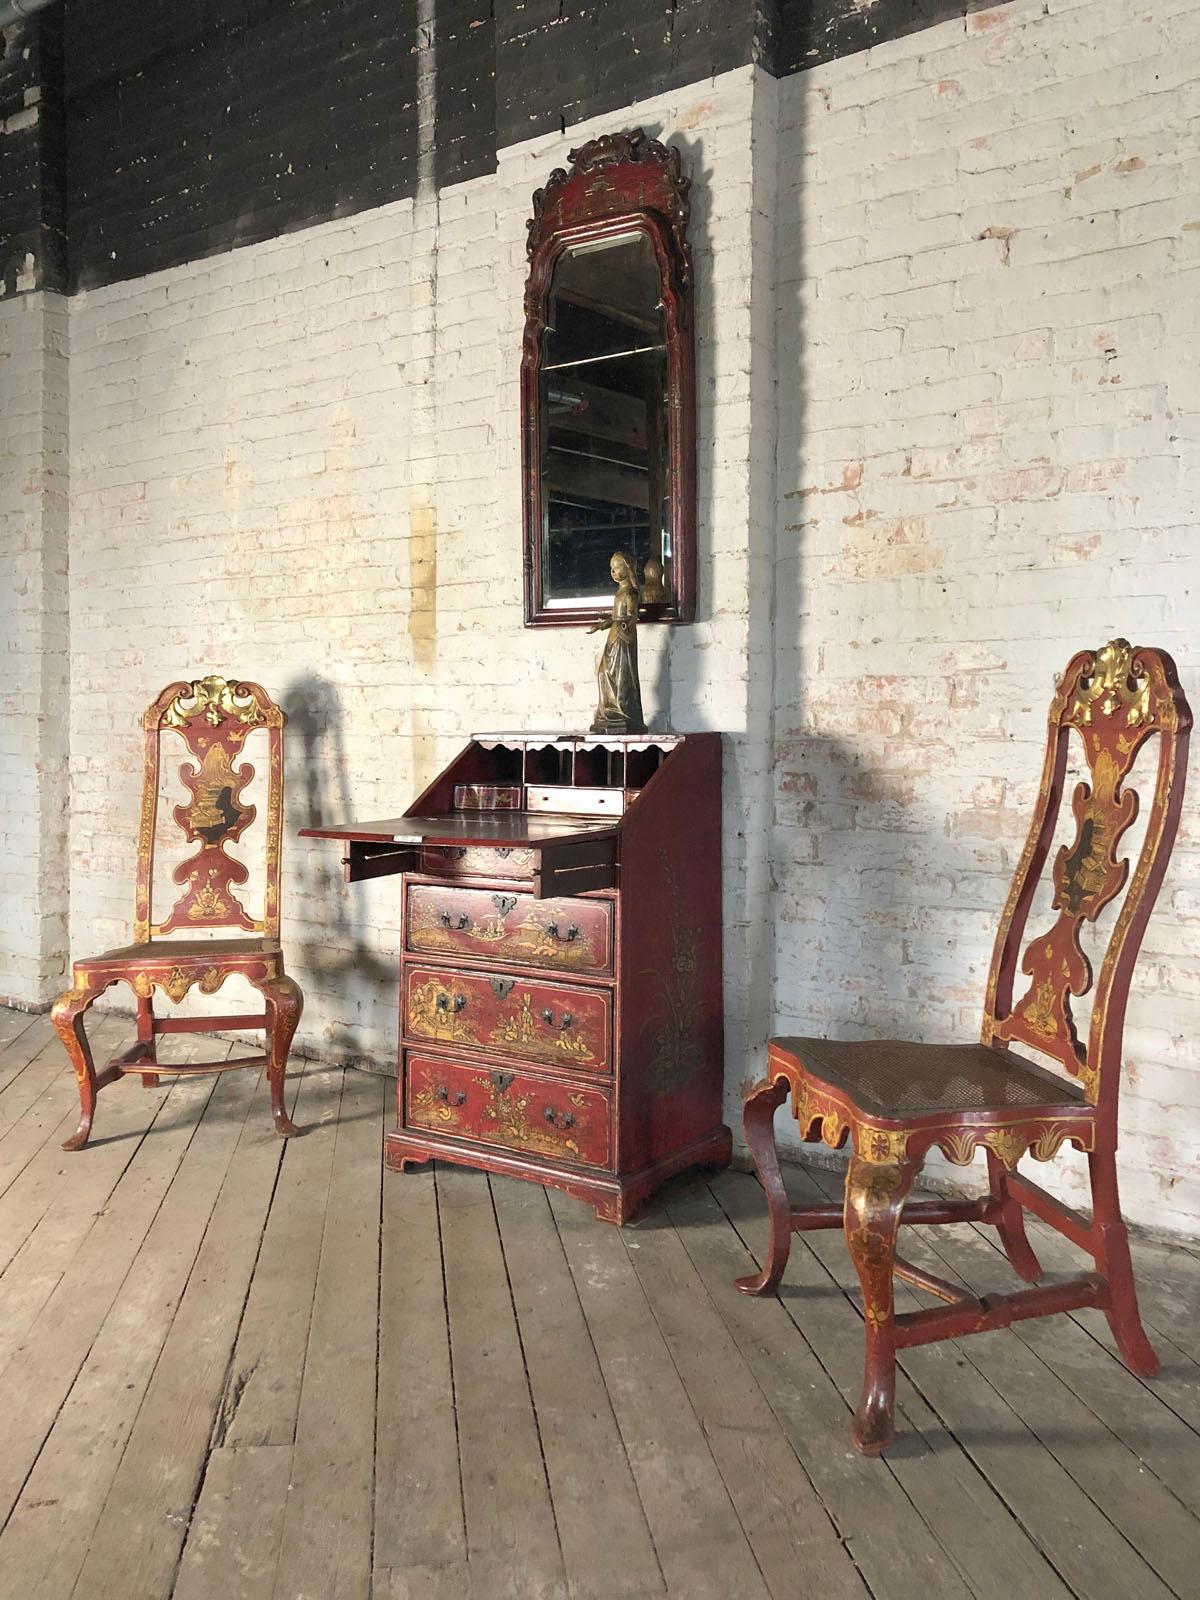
<box><xmin>1</xmin><ymin>1007</ymin><xmax>1198</xmax><ymax>1600</ymax></box>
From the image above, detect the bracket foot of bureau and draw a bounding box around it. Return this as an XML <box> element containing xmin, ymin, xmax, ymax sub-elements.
<box><xmin>384</xmin><ymin>1123</ymin><xmax>732</xmax><ymax>1226</ymax></box>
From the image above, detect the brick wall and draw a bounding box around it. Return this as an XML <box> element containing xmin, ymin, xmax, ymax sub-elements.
<box><xmin>0</xmin><ymin>290</ymin><xmax>69</xmax><ymax>1005</ymax></box>
<box><xmin>772</xmin><ymin>0</ymin><xmax>1200</xmax><ymax>1231</ymax></box>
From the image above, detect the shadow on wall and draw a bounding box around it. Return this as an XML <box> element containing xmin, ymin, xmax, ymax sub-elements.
<box><xmin>766</xmin><ymin>73</ymin><xmax>991</xmax><ymax>1185</ymax></box>
<box><xmin>283</xmin><ymin>672</ymin><xmax>394</xmax><ymax>1069</ymax></box>
<box><xmin>663</xmin><ymin>124</ymin><xmax>713</xmax><ymax>728</ymax></box>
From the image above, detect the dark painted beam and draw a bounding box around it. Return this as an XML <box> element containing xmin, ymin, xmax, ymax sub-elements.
<box><xmin>37</xmin><ymin>0</ymin><xmax>1016</xmax><ymax>294</ymax></box>
<box><xmin>775</xmin><ymin>0</ymin><xmax>1011</xmax><ymax>73</ymax></box>
<box><xmin>63</xmin><ymin>0</ymin><xmax>420</xmax><ymax>292</ymax></box>
<box><xmin>0</xmin><ymin>9</ymin><xmax>66</xmax><ymax>295</ymax></box>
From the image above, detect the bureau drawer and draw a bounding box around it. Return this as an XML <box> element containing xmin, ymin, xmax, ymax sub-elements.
<box><xmin>403</xmin><ymin>964</ymin><xmax>611</xmax><ymax>1072</ymax></box>
<box><xmin>406</xmin><ymin>884</ymin><xmax>612</xmax><ymax>976</ymax></box>
<box><xmin>406</xmin><ymin>1054</ymin><xmax>612</xmax><ymax>1169</ymax></box>
<box><xmin>420</xmin><ymin>844</ymin><xmax>536</xmax><ymax>879</ymax></box>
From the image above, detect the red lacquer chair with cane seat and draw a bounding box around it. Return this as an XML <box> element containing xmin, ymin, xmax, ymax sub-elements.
<box><xmin>736</xmin><ymin>641</ymin><xmax>1191</xmax><ymax>1454</ymax></box>
<box><xmin>51</xmin><ymin>676</ymin><xmax>303</xmax><ymax>1150</ymax></box>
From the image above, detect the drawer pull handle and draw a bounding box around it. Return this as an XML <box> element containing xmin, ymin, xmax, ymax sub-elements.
<box><xmin>435</xmin><ymin>992</ymin><xmax>468</xmax><ymax>1015</ymax></box>
<box><xmin>545</xmin><ymin>921</ymin><xmax>581</xmax><ymax>944</ymax></box>
<box><xmin>435</xmin><ymin>1085</ymin><xmax>467</xmax><ymax>1106</ymax></box>
<box><xmin>540</xmin><ymin>1008</ymin><xmax>577</xmax><ymax>1030</ymax></box>
<box><xmin>542</xmin><ymin>1107</ymin><xmax>577</xmax><ymax>1130</ymax></box>
<box><xmin>439</xmin><ymin>911</ymin><xmax>470</xmax><ymax>931</ymax></box>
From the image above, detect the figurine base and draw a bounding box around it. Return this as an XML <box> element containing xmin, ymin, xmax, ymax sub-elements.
<box><xmin>589</xmin><ymin>715</ymin><xmax>647</xmax><ymax>736</ymax></box>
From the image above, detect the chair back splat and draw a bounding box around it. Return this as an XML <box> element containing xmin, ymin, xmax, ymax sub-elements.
<box><xmin>984</xmin><ymin>641</ymin><xmax>1191</xmax><ymax>1115</ymax></box>
<box><xmin>135</xmin><ymin>676</ymin><xmax>286</xmax><ymax>942</ymax></box>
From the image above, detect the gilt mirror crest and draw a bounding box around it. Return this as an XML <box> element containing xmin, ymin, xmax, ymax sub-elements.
<box><xmin>522</xmin><ymin>129</ymin><xmax>696</xmax><ymax>627</ymax></box>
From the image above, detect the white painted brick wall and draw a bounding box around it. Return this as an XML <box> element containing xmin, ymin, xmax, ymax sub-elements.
<box><xmin>772</xmin><ymin>0</ymin><xmax>1200</xmax><ymax>1233</ymax></box>
<box><xmin>0</xmin><ymin>291</ymin><xmax>69</xmax><ymax>1006</ymax></box>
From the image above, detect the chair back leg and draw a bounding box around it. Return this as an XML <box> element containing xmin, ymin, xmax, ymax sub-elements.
<box><xmin>986</xmin><ymin>1148</ymin><xmax>1042</xmax><ymax>1282</ymax></box>
<box><xmin>136</xmin><ymin>993</ymin><xmax>160</xmax><ymax>1087</ymax></box>
<box><xmin>844</xmin><ymin>1154</ymin><xmax>919</xmax><ymax>1455</ymax></box>
<box><xmin>1089</xmin><ymin>1149</ymin><xmax>1158</xmax><ymax>1376</ymax></box>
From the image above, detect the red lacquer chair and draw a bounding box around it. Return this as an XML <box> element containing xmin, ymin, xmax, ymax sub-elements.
<box><xmin>52</xmin><ymin>676</ymin><xmax>303</xmax><ymax>1150</ymax></box>
<box><xmin>737</xmin><ymin>641</ymin><xmax>1191</xmax><ymax>1454</ymax></box>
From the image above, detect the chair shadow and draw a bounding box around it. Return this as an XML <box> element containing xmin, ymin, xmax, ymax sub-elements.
<box><xmin>282</xmin><ymin>672</ymin><xmax>396</xmax><ymax>1070</ymax></box>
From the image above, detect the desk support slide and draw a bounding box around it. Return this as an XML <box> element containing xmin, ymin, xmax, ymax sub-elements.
<box><xmin>343</xmin><ymin>842</ymin><xmax>418</xmax><ymax>883</ymax></box>
<box><xmin>535</xmin><ymin>836</ymin><xmax>617</xmax><ymax>898</ymax></box>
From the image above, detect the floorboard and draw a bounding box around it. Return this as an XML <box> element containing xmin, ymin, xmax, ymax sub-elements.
<box><xmin>0</xmin><ymin>1007</ymin><xmax>41</xmax><ymax>1052</ymax></box>
<box><xmin>440</xmin><ymin>1164</ymin><xmax>567</xmax><ymax>1600</ymax></box>
<box><xmin>0</xmin><ymin>1015</ymin><xmax>131</xmax><ymax>1282</ymax></box>
<box><xmin>549</xmin><ymin>1184</ymin><xmax>773</xmax><ymax>1600</ymax></box>
<box><xmin>1</xmin><ymin>1007</ymin><xmax>1198</xmax><ymax>1600</ymax></box>
<box><xmin>0</xmin><ymin>1051</ymin><xmax>247</xmax><ymax>1600</ymax></box>
<box><xmin>373</xmin><ymin>1152</ymin><xmax>466</xmax><ymax>1600</ymax></box>
<box><xmin>269</xmin><ymin>1069</ymin><xmax>385</xmax><ymax>1600</ymax></box>
<box><xmin>0</xmin><ymin>1012</ymin><xmax>53</xmax><ymax>1097</ymax></box>
<box><xmin>493</xmin><ymin>1176</ymin><xmax>664</xmax><ymax>1600</ymax></box>
<box><xmin>71</xmin><ymin>1067</ymin><xmax>293</xmax><ymax>1600</ymax></box>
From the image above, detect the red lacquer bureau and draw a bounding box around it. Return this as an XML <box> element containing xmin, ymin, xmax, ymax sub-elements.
<box><xmin>301</xmin><ymin>731</ymin><xmax>729</xmax><ymax>1222</ymax></box>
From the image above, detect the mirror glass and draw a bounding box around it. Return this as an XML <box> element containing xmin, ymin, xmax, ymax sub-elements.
<box><xmin>538</xmin><ymin>232</ymin><xmax>672</xmax><ymax>611</ymax></box>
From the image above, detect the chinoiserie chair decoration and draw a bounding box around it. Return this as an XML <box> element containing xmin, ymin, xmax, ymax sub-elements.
<box><xmin>51</xmin><ymin>677</ymin><xmax>303</xmax><ymax>1151</ymax></box>
<box><xmin>737</xmin><ymin>641</ymin><xmax>1190</xmax><ymax>1455</ymax></box>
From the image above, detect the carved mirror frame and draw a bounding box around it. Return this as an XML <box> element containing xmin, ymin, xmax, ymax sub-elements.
<box><xmin>521</xmin><ymin>129</ymin><xmax>696</xmax><ymax>628</ymax></box>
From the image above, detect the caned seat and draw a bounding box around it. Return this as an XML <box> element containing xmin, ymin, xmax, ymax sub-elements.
<box><xmin>772</xmin><ymin>1037</ymin><xmax>1085</xmax><ymax>1118</ymax></box>
<box><xmin>74</xmin><ymin>937</ymin><xmax>281</xmax><ymax>969</ymax></box>
<box><xmin>737</xmin><ymin>641</ymin><xmax>1191</xmax><ymax>1456</ymax></box>
<box><xmin>51</xmin><ymin>677</ymin><xmax>304</xmax><ymax>1151</ymax></box>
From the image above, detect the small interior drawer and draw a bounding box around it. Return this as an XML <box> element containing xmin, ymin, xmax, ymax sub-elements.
<box><xmin>526</xmin><ymin>786</ymin><xmax>627</xmax><ymax>818</ymax></box>
<box><xmin>420</xmin><ymin>844</ymin><xmax>537</xmax><ymax>880</ymax></box>
<box><xmin>417</xmin><ymin>837</ymin><xmax>617</xmax><ymax>899</ymax></box>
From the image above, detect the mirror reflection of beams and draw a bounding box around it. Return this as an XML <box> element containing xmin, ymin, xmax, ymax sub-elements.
<box><xmin>539</xmin><ymin>232</ymin><xmax>671</xmax><ymax>611</ymax></box>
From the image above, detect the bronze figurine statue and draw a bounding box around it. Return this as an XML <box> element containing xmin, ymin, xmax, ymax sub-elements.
<box><xmin>589</xmin><ymin>550</ymin><xmax>646</xmax><ymax>734</ymax></box>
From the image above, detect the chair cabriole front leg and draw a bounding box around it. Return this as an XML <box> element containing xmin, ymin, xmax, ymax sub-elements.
<box><xmin>260</xmin><ymin>973</ymin><xmax>303</xmax><ymax>1137</ymax></box>
<box><xmin>844</xmin><ymin>1152</ymin><xmax>919</xmax><ymax>1455</ymax></box>
<box><xmin>52</xmin><ymin>981</ymin><xmax>102</xmax><ymax>1152</ymax></box>
<box><xmin>735</xmin><ymin>1074</ymin><xmax>793</xmax><ymax>1296</ymax></box>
